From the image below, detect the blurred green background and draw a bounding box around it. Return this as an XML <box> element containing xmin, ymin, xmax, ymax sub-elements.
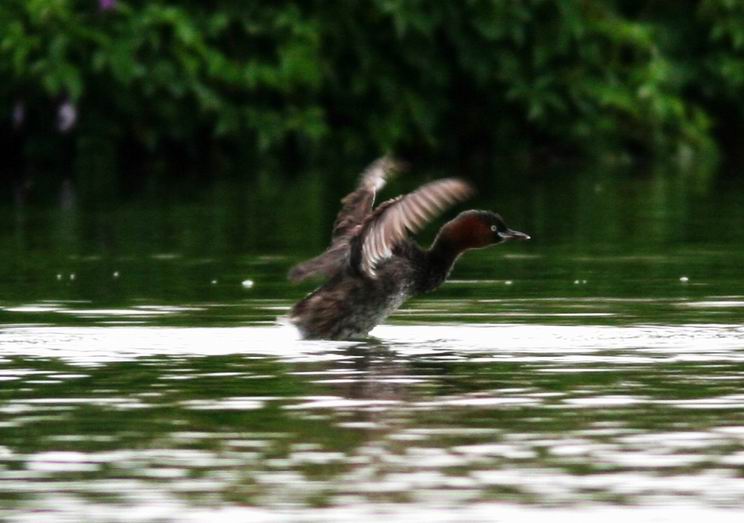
<box><xmin>3</xmin><ymin>0</ymin><xmax>744</xmax><ymax>193</ymax></box>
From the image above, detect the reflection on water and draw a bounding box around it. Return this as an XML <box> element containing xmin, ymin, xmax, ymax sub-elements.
<box><xmin>1</xmin><ymin>321</ymin><xmax>744</xmax><ymax>522</ymax></box>
<box><xmin>2</xmin><ymin>168</ymin><xmax>744</xmax><ymax>521</ymax></box>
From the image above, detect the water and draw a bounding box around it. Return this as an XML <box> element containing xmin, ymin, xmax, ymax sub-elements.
<box><xmin>1</xmin><ymin>166</ymin><xmax>744</xmax><ymax>521</ymax></box>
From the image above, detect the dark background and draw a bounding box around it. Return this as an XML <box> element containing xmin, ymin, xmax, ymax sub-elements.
<box><xmin>2</xmin><ymin>0</ymin><xmax>744</xmax><ymax>199</ymax></box>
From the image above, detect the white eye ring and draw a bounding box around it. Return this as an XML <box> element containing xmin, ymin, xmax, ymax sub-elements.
<box><xmin>490</xmin><ymin>225</ymin><xmax>498</xmax><ymax>232</ymax></box>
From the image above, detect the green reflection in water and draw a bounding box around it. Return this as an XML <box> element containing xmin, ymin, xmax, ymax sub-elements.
<box><xmin>1</xmin><ymin>162</ymin><xmax>742</xmax><ymax>326</ymax></box>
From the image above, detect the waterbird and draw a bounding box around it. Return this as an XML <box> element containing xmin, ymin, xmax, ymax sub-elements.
<box><xmin>287</xmin><ymin>156</ymin><xmax>529</xmax><ymax>340</ymax></box>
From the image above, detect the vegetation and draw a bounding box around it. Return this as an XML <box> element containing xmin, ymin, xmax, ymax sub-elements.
<box><xmin>1</xmin><ymin>0</ymin><xmax>744</xmax><ymax>178</ymax></box>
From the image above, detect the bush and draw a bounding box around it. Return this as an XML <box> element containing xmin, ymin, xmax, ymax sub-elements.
<box><xmin>0</xmin><ymin>1</ymin><xmax>739</xmax><ymax>177</ymax></box>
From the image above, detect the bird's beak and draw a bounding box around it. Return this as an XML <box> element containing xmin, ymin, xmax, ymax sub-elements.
<box><xmin>499</xmin><ymin>229</ymin><xmax>531</xmax><ymax>241</ymax></box>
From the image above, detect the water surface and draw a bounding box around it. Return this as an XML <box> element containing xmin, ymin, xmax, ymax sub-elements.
<box><xmin>1</xmin><ymin>167</ymin><xmax>744</xmax><ymax>522</ymax></box>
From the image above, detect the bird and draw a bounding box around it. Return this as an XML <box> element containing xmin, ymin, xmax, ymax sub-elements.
<box><xmin>287</xmin><ymin>156</ymin><xmax>529</xmax><ymax>340</ymax></box>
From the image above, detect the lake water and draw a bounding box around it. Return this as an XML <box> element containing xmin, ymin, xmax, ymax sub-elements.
<box><xmin>1</xmin><ymin>165</ymin><xmax>744</xmax><ymax>522</ymax></box>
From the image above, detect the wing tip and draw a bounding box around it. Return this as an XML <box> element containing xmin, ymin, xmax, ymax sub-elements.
<box><xmin>441</xmin><ymin>177</ymin><xmax>477</xmax><ymax>200</ymax></box>
<box><xmin>361</xmin><ymin>154</ymin><xmax>407</xmax><ymax>190</ymax></box>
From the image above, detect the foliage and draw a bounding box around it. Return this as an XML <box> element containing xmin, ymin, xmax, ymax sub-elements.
<box><xmin>697</xmin><ymin>1</ymin><xmax>744</xmax><ymax>121</ymax></box>
<box><xmin>1</xmin><ymin>0</ymin><xmax>742</xmax><ymax>175</ymax></box>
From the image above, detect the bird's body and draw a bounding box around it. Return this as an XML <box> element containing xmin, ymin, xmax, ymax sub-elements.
<box><xmin>291</xmin><ymin>249</ymin><xmax>418</xmax><ymax>340</ymax></box>
<box><xmin>288</xmin><ymin>157</ymin><xmax>529</xmax><ymax>340</ymax></box>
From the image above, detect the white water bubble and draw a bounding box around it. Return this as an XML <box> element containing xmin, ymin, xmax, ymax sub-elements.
<box><xmin>241</xmin><ymin>279</ymin><xmax>254</xmax><ymax>289</ymax></box>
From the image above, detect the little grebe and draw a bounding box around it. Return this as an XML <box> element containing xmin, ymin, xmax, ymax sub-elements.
<box><xmin>288</xmin><ymin>157</ymin><xmax>529</xmax><ymax>340</ymax></box>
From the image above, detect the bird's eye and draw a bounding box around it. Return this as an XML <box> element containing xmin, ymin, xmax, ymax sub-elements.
<box><xmin>490</xmin><ymin>225</ymin><xmax>498</xmax><ymax>232</ymax></box>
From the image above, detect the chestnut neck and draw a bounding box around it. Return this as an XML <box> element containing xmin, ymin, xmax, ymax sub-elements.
<box><xmin>422</xmin><ymin>219</ymin><xmax>478</xmax><ymax>292</ymax></box>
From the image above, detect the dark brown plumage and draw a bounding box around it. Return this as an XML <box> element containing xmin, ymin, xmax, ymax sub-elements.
<box><xmin>287</xmin><ymin>156</ymin><xmax>529</xmax><ymax>340</ymax></box>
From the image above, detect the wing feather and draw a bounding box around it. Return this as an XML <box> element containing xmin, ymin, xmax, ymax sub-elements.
<box><xmin>330</xmin><ymin>155</ymin><xmax>403</xmax><ymax>240</ymax></box>
<box><xmin>288</xmin><ymin>155</ymin><xmax>403</xmax><ymax>283</ymax></box>
<box><xmin>358</xmin><ymin>178</ymin><xmax>474</xmax><ymax>277</ymax></box>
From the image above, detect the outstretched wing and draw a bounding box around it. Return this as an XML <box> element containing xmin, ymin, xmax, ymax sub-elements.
<box><xmin>288</xmin><ymin>156</ymin><xmax>402</xmax><ymax>283</ymax></box>
<box><xmin>355</xmin><ymin>178</ymin><xmax>474</xmax><ymax>278</ymax></box>
<box><xmin>331</xmin><ymin>155</ymin><xmax>403</xmax><ymax>239</ymax></box>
